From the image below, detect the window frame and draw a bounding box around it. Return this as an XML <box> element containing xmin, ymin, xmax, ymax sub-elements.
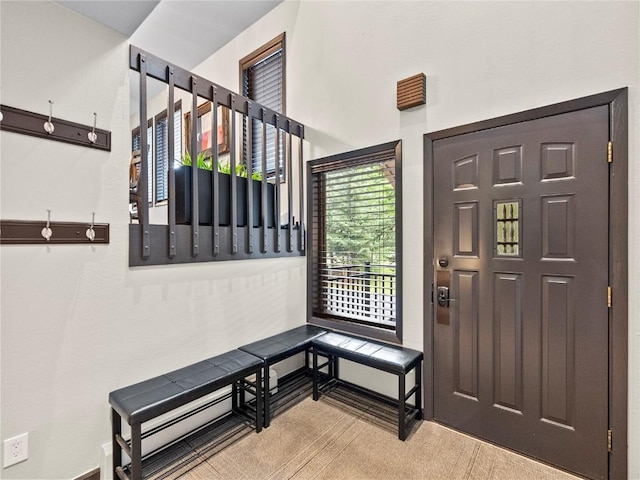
<box><xmin>307</xmin><ymin>140</ymin><xmax>403</xmax><ymax>344</ymax></box>
<box><xmin>239</xmin><ymin>33</ymin><xmax>286</xmax><ymax>180</ymax></box>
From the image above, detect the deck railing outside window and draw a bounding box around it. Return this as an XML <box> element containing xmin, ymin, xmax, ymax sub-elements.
<box><xmin>323</xmin><ymin>262</ymin><xmax>396</xmax><ymax>328</ymax></box>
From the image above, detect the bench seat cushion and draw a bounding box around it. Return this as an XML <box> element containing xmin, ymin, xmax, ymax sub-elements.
<box><xmin>239</xmin><ymin>325</ymin><xmax>327</xmax><ymax>364</ymax></box>
<box><xmin>109</xmin><ymin>349</ymin><xmax>262</xmax><ymax>425</ymax></box>
<box><xmin>312</xmin><ymin>332</ymin><xmax>423</xmax><ymax>375</ymax></box>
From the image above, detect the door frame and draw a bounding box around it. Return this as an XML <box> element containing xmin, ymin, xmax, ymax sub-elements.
<box><xmin>423</xmin><ymin>88</ymin><xmax>628</xmax><ymax>479</ymax></box>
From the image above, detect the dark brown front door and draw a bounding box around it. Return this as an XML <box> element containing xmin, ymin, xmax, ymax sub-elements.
<box><xmin>432</xmin><ymin>106</ymin><xmax>609</xmax><ymax>479</ymax></box>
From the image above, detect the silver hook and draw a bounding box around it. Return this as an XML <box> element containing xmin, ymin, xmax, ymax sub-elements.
<box><xmin>86</xmin><ymin>212</ymin><xmax>96</xmax><ymax>241</ymax></box>
<box><xmin>41</xmin><ymin>209</ymin><xmax>53</xmax><ymax>241</ymax></box>
<box><xmin>44</xmin><ymin>100</ymin><xmax>55</xmax><ymax>134</ymax></box>
<box><xmin>88</xmin><ymin>113</ymin><xmax>97</xmax><ymax>144</ymax></box>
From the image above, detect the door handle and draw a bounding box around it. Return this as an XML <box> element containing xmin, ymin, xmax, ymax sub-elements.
<box><xmin>436</xmin><ymin>270</ymin><xmax>452</xmax><ymax>325</ymax></box>
<box><xmin>437</xmin><ymin>286</ymin><xmax>450</xmax><ymax>307</ymax></box>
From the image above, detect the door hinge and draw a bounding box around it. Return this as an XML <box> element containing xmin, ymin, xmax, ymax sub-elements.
<box><xmin>608</xmin><ymin>286</ymin><xmax>612</xmax><ymax>308</ymax></box>
<box><xmin>608</xmin><ymin>429</ymin><xmax>613</xmax><ymax>452</ymax></box>
<box><xmin>608</xmin><ymin>141</ymin><xmax>613</xmax><ymax>163</ymax></box>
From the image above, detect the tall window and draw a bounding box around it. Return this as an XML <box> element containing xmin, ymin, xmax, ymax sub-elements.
<box><xmin>240</xmin><ymin>33</ymin><xmax>285</xmax><ymax>178</ymax></box>
<box><xmin>154</xmin><ymin>102</ymin><xmax>182</xmax><ymax>204</ymax></box>
<box><xmin>309</xmin><ymin>141</ymin><xmax>402</xmax><ymax>343</ymax></box>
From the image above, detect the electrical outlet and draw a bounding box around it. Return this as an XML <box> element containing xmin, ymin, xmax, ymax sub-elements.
<box><xmin>3</xmin><ymin>432</ymin><xmax>28</xmax><ymax>468</ymax></box>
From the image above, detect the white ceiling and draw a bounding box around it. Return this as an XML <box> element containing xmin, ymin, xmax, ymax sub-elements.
<box><xmin>129</xmin><ymin>0</ymin><xmax>283</xmax><ymax>71</ymax></box>
<box><xmin>55</xmin><ymin>0</ymin><xmax>282</xmax><ymax>70</ymax></box>
<box><xmin>54</xmin><ymin>0</ymin><xmax>282</xmax><ymax>114</ymax></box>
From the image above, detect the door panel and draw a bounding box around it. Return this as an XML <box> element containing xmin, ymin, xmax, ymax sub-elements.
<box><xmin>433</xmin><ymin>106</ymin><xmax>609</xmax><ymax>479</ymax></box>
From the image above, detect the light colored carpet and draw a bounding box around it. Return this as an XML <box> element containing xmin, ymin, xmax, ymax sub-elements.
<box><xmin>150</xmin><ymin>395</ymin><xmax>580</xmax><ymax>480</ymax></box>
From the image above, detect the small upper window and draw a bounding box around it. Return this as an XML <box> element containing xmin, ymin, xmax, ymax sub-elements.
<box><xmin>240</xmin><ymin>33</ymin><xmax>285</xmax><ymax>179</ymax></box>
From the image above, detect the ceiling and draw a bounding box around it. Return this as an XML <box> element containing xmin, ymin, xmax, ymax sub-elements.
<box><xmin>54</xmin><ymin>0</ymin><xmax>282</xmax><ymax>115</ymax></box>
<box><xmin>54</xmin><ymin>0</ymin><xmax>283</xmax><ymax>80</ymax></box>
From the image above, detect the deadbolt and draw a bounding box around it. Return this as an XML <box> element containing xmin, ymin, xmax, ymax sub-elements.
<box><xmin>438</xmin><ymin>257</ymin><xmax>449</xmax><ymax>268</ymax></box>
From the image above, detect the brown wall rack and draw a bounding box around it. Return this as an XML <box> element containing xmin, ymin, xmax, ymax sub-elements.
<box><xmin>0</xmin><ymin>104</ymin><xmax>111</xmax><ymax>151</ymax></box>
<box><xmin>0</xmin><ymin>219</ymin><xmax>110</xmax><ymax>245</ymax></box>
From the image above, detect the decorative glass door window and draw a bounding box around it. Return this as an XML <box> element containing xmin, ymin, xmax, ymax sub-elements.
<box><xmin>495</xmin><ymin>200</ymin><xmax>521</xmax><ymax>257</ymax></box>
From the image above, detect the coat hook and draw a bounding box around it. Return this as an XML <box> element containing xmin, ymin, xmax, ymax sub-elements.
<box><xmin>86</xmin><ymin>212</ymin><xmax>96</xmax><ymax>241</ymax></box>
<box><xmin>44</xmin><ymin>100</ymin><xmax>55</xmax><ymax>134</ymax></box>
<box><xmin>88</xmin><ymin>113</ymin><xmax>98</xmax><ymax>144</ymax></box>
<box><xmin>41</xmin><ymin>209</ymin><xmax>53</xmax><ymax>241</ymax></box>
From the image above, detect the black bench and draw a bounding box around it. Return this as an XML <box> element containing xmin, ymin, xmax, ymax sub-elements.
<box><xmin>239</xmin><ymin>324</ymin><xmax>327</xmax><ymax>427</ymax></box>
<box><xmin>108</xmin><ymin>349</ymin><xmax>263</xmax><ymax>480</ymax></box>
<box><xmin>311</xmin><ymin>332</ymin><xmax>423</xmax><ymax>440</ymax></box>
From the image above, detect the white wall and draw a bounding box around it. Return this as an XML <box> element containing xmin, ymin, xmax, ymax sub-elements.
<box><xmin>0</xmin><ymin>1</ymin><xmax>638</xmax><ymax>479</ymax></box>
<box><xmin>0</xmin><ymin>2</ymin><xmax>306</xmax><ymax>479</ymax></box>
<box><xmin>197</xmin><ymin>0</ymin><xmax>640</xmax><ymax>475</ymax></box>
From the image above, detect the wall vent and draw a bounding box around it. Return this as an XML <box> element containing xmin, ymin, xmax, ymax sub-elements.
<box><xmin>397</xmin><ymin>73</ymin><xmax>426</xmax><ymax>111</ymax></box>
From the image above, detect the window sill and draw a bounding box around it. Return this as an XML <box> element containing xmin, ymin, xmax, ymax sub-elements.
<box><xmin>310</xmin><ymin>316</ymin><xmax>401</xmax><ymax>345</ymax></box>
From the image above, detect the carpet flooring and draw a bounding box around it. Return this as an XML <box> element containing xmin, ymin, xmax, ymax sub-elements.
<box><xmin>140</xmin><ymin>389</ymin><xmax>580</xmax><ymax>480</ymax></box>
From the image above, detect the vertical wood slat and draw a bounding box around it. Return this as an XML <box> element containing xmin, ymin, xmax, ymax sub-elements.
<box><xmin>167</xmin><ymin>67</ymin><xmax>176</xmax><ymax>258</ymax></box>
<box><xmin>230</xmin><ymin>95</ymin><xmax>238</xmax><ymax>253</ymax></box>
<box><xmin>246</xmin><ymin>103</ymin><xmax>254</xmax><ymax>253</ymax></box>
<box><xmin>190</xmin><ymin>77</ymin><xmax>200</xmax><ymax>256</ymax></box>
<box><xmin>274</xmin><ymin>115</ymin><xmax>281</xmax><ymax>252</ymax></box>
<box><xmin>287</xmin><ymin>122</ymin><xmax>294</xmax><ymax>252</ymax></box>
<box><xmin>138</xmin><ymin>53</ymin><xmax>150</xmax><ymax>259</ymax></box>
<box><xmin>298</xmin><ymin>125</ymin><xmax>305</xmax><ymax>251</ymax></box>
<box><xmin>261</xmin><ymin>108</ymin><xmax>268</xmax><ymax>253</ymax></box>
<box><xmin>212</xmin><ymin>86</ymin><xmax>220</xmax><ymax>255</ymax></box>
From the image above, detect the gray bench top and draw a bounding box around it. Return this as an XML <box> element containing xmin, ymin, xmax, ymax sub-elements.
<box><xmin>109</xmin><ymin>349</ymin><xmax>262</xmax><ymax>425</ymax></box>
<box><xmin>312</xmin><ymin>332</ymin><xmax>423</xmax><ymax>374</ymax></box>
<box><xmin>238</xmin><ymin>324</ymin><xmax>327</xmax><ymax>363</ymax></box>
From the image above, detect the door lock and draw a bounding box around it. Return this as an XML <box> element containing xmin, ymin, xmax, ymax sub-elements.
<box><xmin>437</xmin><ymin>285</ymin><xmax>450</xmax><ymax>307</ymax></box>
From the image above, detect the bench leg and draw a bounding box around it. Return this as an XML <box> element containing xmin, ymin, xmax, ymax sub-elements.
<box><xmin>130</xmin><ymin>423</ymin><xmax>143</xmax><ymax>480</ymax></box>
<box><xmin>256</xmin><ymin>367</ymin><xmax>263</xmax><ymax>432</ymax></box>
<box><xmin>312</xmin><ymin>348</ymin><xmax>319</xmax><ymax>401</ymax></box>
<box><xmin>415</xmin><ymin>363</ymin><xmax>423</xmax><ymax>420</ymax></box>
<box><xmin>398</xmin><ymin>373</ymin><xmax>407</xmax><ymax>441</ymax></box>
<box><xmin>263</xmin><ymin>362</ymin><xmax>271</xmax><ymax>428</ymax></box>
<box><xmin>232</xmin><ymin>382</ymin><xmax>238</xmax><ymax>412</ymax></box>
<box><xmin>111</xmin><ymin>409</ymin><xmax>122</xmax><ymax>479</ymax></box>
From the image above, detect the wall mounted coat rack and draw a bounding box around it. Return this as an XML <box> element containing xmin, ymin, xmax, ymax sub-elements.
<box><xmin>0</xmin><ymin>219</ymin><xmax>110</xmax><ymax>245</ymax></box>
<box><xmin>0</xmin><ymin>104</ymin><xmax>111</xmax><ymax>151</ymax></box>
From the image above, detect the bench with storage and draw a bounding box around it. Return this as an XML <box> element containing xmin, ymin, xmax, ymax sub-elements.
<box><xmin>108</xmin><ymin>349</ymin><xmax>263</xmax><ymax>480</ymax></box>
<box><xmin>311</xmin><ymin>331</ymin><xmax>423</xmax><ymax>441</ymax></box>
<box><xmin>238</xmin><ymin>324</ymin><xmax>327</xmax><ymax>427</ymax></box>
<box><xmin>109</xmin><ymin>326</ymin><xmax>424</xmax><ymax>478</ymax></box>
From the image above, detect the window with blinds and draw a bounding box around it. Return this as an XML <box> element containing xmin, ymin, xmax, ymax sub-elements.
<box><xmin>240</xmin><ymin>33</ymin><xmax>285</xmax><ymax>178</ymax></box>
<box><xmin>132</xmin><ymin>120</ymin><xmax>153</xmax><ymax>204</ymax></box>
<box><xmin>309</xmin><ymin>141</ymin><xmax>402</xmax><ymax>341</ymax></box>
<box><xmin>154</xmin><ymin>103</ymin><xmax>182</xmax><ymax>204</ymax></box>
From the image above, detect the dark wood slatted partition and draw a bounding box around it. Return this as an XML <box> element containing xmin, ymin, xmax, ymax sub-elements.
<box><xmin>129</xmin><ymin>46</ymin><xmax>306</xmax><ymax>266</ymax></box>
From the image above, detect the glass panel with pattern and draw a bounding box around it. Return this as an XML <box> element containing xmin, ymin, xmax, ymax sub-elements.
<box><xmin>495</xmin><ymin>200</ymin><xmax>521</xmax><ymax>257</ymax></box>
